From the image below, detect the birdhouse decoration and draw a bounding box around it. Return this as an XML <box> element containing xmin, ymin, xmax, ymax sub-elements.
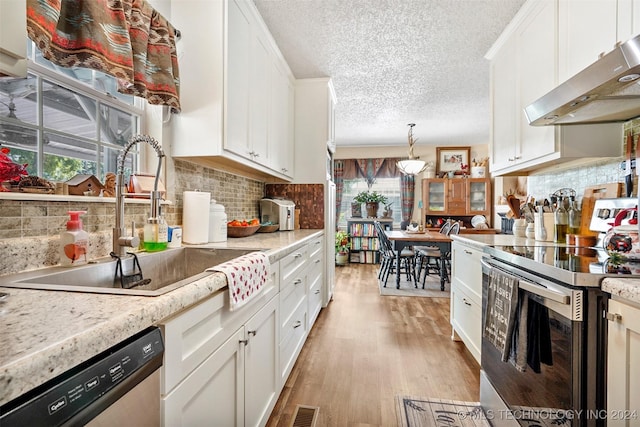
<box><xmin>66</xmin><ymin>174</ymin><xmax>104</xmax><ymax>196</ymax></box>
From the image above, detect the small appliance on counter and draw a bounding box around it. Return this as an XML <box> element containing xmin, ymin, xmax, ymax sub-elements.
<box><xmin>259</xmin><ymin>198</ymin><xmax>295</xmax><ymax>231</ymax></box>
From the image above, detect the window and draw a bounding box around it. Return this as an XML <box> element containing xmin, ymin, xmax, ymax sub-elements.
<box><xmin>0</xmin><ymin>42</ymin><xmax>143</xmax><ymax>185</ymax></box>
<box><xmin>338</xmin><ymin>178</ymin><xmax>402</xmax><ymax>229</ymax></box>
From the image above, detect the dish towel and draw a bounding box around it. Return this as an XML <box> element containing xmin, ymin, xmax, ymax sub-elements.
<box><xmin>509</xmin><ymin>292</ymin><xmax>529</xmax><ymax>372</ymax></box>
<box><xmin>508</xmin><ymin>293</ymin><xmax>554</xmax><ymax>373</ymax></box>
<box><xmin>208</xmin><ymin>252</ymin><xmax>270</xmax><ymax>311</ymax></box>
<box><xmin>483</xmin><ymin>268</ymin><xmax>519</xmax><ymax>361</ymax></box>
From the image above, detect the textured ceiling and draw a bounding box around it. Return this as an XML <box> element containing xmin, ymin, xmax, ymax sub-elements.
<box><xmin>253</xmin><ymin>0</ymin><xmax>526</xmax><ymax>147</ymax></box>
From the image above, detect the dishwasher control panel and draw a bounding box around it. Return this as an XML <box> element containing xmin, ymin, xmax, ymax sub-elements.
<box><xmin>0</xmin><ymin>327</ymin><xmax>163</xmax><ymax>427</ymax></box>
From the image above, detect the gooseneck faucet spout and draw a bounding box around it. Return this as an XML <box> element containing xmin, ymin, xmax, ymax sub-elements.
<box><xmin>113</xmin><ymin>135</ymin><xmax>166</xmax><ymax>257</ymax></box>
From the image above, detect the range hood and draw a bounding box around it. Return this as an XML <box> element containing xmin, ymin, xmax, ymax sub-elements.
<box><xmin>525</xmin><ymin>33</ymin><xmax>640</xmax><ymax>126</ymax></box>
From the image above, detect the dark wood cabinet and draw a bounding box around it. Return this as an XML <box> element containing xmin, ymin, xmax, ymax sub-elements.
<box><xmin>422</xmin><ymin>178</ymin><xmax>491</xmax><ymax>225</ymax></box>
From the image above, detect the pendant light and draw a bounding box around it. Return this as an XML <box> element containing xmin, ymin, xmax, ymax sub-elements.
<box><xmin>396</xmin><ymin>123</ymin><xmax>427</xmax><ymax>175</ymax></box>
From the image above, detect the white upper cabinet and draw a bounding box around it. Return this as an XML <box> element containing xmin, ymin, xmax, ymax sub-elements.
<box><xmin>516</xmin><ymin>0</ymin><xmax>557</xmax><ymax>163</ymax></box>
<box><xmin>0</xmin><ymin>0</ymin><xmax>27</xmax><ymax>77</ymax></box>
<box><xmin>269</xmin><ymin>58</ymin><xmax>295</xmax><ymax>176</ymax></box>
<box><xmin>617</xmin><ymin>0</ymin><xmax>640</xmax><ymax>42</ymax></box>
<box><xmin>487</xmin><ymin>0</ymin><xmax>623</xmax><ymax>176</ymax></box>
<box><xmin>293</xmin><ymin>78</ymin><xmax>337</xmax><ymax>183</ymax></box>
<box><xmin>558</xmin><ymin>0</ymin><xmax>618</xmax><ymax>82</ymax></box>
<box><xmin>489</xmin><ymin>34</ymin><xmax>518</xmax><ymax>172</ymax></box>
<box><xmin>170</xmin><ymin>0</ymin><xmax>295</xmax><ymax>181</ymax></box>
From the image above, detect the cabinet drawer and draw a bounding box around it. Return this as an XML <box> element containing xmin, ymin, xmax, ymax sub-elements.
<box><xmin>160</xmin><ymin>291</ymin><xmax>228</xmax><ymax>394</ymax></box>
<box><xmin>280</xmin><ymin>274</ymin><xmax>306</xmax><ymax>330</ymax></box>
<box><xmin>451</xmin><ymin>283</ymin><xmax>481</xmax><ymax>363</ymax></box>
<box><xmin>279</xmin><ymin>300</ymin><xmax>308</xmax><ymax>382</ymax></box>
<box><xmin>280</xmin><ymin>246</ymin><xmax>308</xmax><ymax>289</ymax></box>
<box><xmin>161</xmin><ymin>265</ymin><xmax>278</xmax><ymax>395</ymax></box>
<box><xmin>308</xmin><ymin>264</ymin><xmax>323</xmax><ymax>328</ymax></box>
<box><xmin>451</xmin><ymin>242</ymin><xmax>482</xmax><ymax>300</ymax></box>
<box><xmin>308</xmin><ymin>237</ymin><xmax>323</xmax><ymax>260</ymax></box>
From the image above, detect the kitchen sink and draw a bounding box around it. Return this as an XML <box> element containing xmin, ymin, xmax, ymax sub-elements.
<box><xmin>0</xmin><ymin>247</ymin><xmax>259</xmax><ymax>296</ymax></box>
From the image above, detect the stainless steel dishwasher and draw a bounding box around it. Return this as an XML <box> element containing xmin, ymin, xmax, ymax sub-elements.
<box><xmin>0</xmin><ymin>327</ymin><xmax>164</xmax><ymax>426</ymax></box>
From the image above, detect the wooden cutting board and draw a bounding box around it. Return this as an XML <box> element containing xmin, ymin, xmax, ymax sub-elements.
<box><xmin>579</xmin><ymin>183</ymin><xmax>622</xmax><ymax>235</ymax></box>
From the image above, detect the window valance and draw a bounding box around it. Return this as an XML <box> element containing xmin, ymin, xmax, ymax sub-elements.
<box><xmin>340</xmin><ymin>158</ymin><xmax>402</xmax><ymax>182</ymax></box>
<box><xmin>26</xmin><ymin>0</ymin><xmax>181</xmax><ymax>113</ymax></box>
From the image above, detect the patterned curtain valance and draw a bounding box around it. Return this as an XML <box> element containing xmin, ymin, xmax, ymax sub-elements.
<box><xmin>27</xmin><ymin>0</ymin><xmax>181</xmax><ymax>113</ymax></box>
<box><xmin>340</xmin><ymin>158</ymin><xmax>402</xmax><ymax>181</ymax></box>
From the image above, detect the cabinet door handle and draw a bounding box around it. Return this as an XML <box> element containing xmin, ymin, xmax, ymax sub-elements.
<box><xmin>463</xmin><ymin>298</ymin><xmax>472</xmax><ymax>306</ymax></box>
<box><xmin>239</xmin><ymin>339</ymin><xmax>249</xmax><ymax>346</ymax></box>
<box><xmin>315</xmin><ymin>289</ymin><xmax>320</xmax><ymax>294</ymax></box>
<box><xmin>605</xmin><ymin>312</ymin><xmax>622</xmax><ymax>322</ymax></box>
<box><xmin>293</xmin><ymin>320</ymin><xmax>302</xmax><ymax>329</ymax></box>
<box><xmin>315</xmin><ymin>259</ymin><xmax>321</xmax><ymax>264</ymax></box>
<box><xmin>464</xmin><ymin>250</ymin><xmax>473</xmax><ymax>255</ymax></box>
<box><xmin>248</xmin><ymin>330</ymin><xmax>257</xmax><ymax>336</ymax></box>
<box><xmin>294</xmin><ymin>253</ymin><xmax>303</xmax><ymax>259</ymax></box>
<box><xmin>294</xmin><ymin>278</ymin><xmax>302</xmax><ymax>285</ymax></box>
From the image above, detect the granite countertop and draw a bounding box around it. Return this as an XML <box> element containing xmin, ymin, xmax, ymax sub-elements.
<box><xmin>0</xmin><ymin>229</ymin><xmax>322</xmax><ymax>406</ymax></box>
<box><xmin>452</xmin><ymin>234</ymin><xmax>640</xmax><ymax>306</ymax></box>
<box><xmin>601</xmin><ymin>278</ymin><xmax>640</xmax><ymax>306</ymax></box>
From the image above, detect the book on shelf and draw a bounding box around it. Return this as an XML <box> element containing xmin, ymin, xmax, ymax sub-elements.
<box><xmin>357</xmin><ymin>250</ymin><xmax>380</xmax><ymax>264</ymax></box>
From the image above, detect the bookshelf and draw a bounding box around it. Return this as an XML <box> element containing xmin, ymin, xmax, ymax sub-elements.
<box><xmin>346</xmin><ymin>218</ymin><xmax>393</xmax><ymax>264</ymax></box>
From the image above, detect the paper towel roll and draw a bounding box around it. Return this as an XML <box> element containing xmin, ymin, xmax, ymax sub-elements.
<box><xmin>183</xmin><ymin>191</ymin><xmax>211</xmax><ymax>244</ymax></box>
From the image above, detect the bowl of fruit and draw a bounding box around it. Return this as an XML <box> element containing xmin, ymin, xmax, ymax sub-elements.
<box><xmin>227</xmin><ymin>218</ymin><xmax>261</xmax><ymax>237</ymax></box>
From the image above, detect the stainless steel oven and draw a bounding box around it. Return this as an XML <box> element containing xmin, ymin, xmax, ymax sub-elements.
<box><xmin>480</xmin><ymin>248</ymin><xmax>609</xmax><ymax>427</ymax></box>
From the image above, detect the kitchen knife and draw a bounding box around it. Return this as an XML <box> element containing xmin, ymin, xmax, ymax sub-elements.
<box><xmin>625</xmin><ymin>131</ymin><xmax>633</xmax><ymax>197</ymax></box>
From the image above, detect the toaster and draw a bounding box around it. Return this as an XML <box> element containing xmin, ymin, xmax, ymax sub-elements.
<box><xmin>260</xmin><ymin>198</ymin><xmax>295</xmax><ymax>230</ymax></box>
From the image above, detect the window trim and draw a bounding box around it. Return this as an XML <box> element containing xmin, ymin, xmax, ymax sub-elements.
<box><xmin>0</xmin><ymin>58</ymin><xmax>155</xmax><ymax>202</ymax></box>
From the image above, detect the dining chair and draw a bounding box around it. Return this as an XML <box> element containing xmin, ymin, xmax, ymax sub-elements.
<box><xmin>415</xmin><ymin>221</ymin><xmax>458</xmax><ymax>288</ymax></box>
<box><xmin>374</xmin><ymin>221</ymin><xmax>417</xmax><ymax>288</ymax></box>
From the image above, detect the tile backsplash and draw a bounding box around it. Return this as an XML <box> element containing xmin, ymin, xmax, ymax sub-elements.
<box><xmin>528</xmin><ymin>119</ymin><xmax>639</xmax><ymax>202</ymax></box>
<box><xmin>0</xmin><ymin>159</ymin><xmax>264</xmax><ymax>275</ymax></box>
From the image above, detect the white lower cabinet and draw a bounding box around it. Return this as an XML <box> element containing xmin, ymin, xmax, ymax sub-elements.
<box><xmin>163</xmin><ymin>327</ymin><xmax>245</xmax><ymax>426</ymax></box>
<box><xmin>307</xmin><ymin>237</ymin><xmax>324</xmax><ymax>328</ymax></box>
<box><xmin>279</xmin><ymin>247</ymin><xmax>309</xmax><ymax>383</ymax></box>
<box><xmin>160</xmin><ymin>262</ymin><xmax>279</xmax><ymax>427</ymax></box>
<box><xmin>606</xmin><ymin>298</ymin><xmax>640</xmax><ymax>426</ymax></box>
<box><xmin>450</xmin><ymin>240</ymin><xmax>483</xmax><ymax>363</ymax></box>
<box><xmin>159</xmin><ymin>235</ymin><xmax>327</xmax><ymax>426</ymax></box>
<box><xmin>162</xmin><ymin>295</ymin><xmax>279</xmax><ymax>427</ymax></box>
<box><xmin>244</xmin><ymin>296</ymin><xmax>280</xmax><ymax>427</ymax></box>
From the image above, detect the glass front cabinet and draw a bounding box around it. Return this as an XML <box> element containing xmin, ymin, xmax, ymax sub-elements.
<box><xmin>467</xmin><ymin>178</ymin><xmax>491</xmax><ymax>215</ymax></box>
<box><xmin>422</xmin><ymin>177</ymin><xmax>491</xmax><ymax>223</ymax></box>
<box><xmin>423</xmin><ymin>178</ymin><xmax>447</xmax><ymax>214</ymax></box>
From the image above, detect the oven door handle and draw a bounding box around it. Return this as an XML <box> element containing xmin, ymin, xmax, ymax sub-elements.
<box><xmin>518</xmin><ymin>280</ymin><xmax>570</xmax><ymax>305</ymax></box>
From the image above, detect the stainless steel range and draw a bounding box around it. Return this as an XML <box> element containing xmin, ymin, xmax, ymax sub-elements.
<box><xmin>480</xmin><ymin>197</ymin><xmax>639</xmax><ymax>427</ymax></box>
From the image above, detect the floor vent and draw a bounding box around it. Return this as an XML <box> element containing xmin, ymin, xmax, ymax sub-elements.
<box><xmin>289</xmin><ymin>404</ymin><xmax>319</xmax><ymax>427</ymax></box>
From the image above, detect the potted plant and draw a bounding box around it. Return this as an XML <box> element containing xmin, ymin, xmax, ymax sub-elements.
<box><xmin>335</xmin><ymin>230</ymin><xmax>351</xmax><ymax>266</ymax></box>
<box><xmin>354</xmin><ymin>191</ymin><xmax>388</xmax><ymax>218</ymax></box>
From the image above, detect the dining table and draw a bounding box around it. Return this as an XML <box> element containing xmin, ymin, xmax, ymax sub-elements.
<box><xmin>385</xmin><ymin>230</ymin><xmax>452</xmax><ymax>291</ymax></box>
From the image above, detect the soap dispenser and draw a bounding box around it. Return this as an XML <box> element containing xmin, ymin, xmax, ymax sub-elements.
<box><xmin>143</xmin><ymin>190</ymin><xmax>168</xmax><ymax>252</ymax></box>
<box><xmin>60</xmin><ymin>211</ymin><xmax>89</xmax><ymax>267</ymax></box>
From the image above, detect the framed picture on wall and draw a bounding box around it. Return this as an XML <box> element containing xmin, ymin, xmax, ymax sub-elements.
<box><xmin>436</xmin><ymin>146</ymin><xmax>471</xmax><ymax>175</ymax></box>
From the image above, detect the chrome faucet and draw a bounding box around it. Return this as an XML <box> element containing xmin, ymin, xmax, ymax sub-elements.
<box><xmin>113</xmin><ymin>135</ymin><xmax>166</xmax><ymax>257</ymax></box>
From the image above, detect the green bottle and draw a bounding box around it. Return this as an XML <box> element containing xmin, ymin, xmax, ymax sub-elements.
<box><xmin>554</xmin><ymin>196</ymin><xmax>568</xmax><ymax>243</ymax></box>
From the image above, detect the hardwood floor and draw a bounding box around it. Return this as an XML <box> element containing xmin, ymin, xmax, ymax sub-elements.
<box><xmin>266</xmin><ymin>263</ymin><xmax>480</xmax><ymax>427</ymax></box>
